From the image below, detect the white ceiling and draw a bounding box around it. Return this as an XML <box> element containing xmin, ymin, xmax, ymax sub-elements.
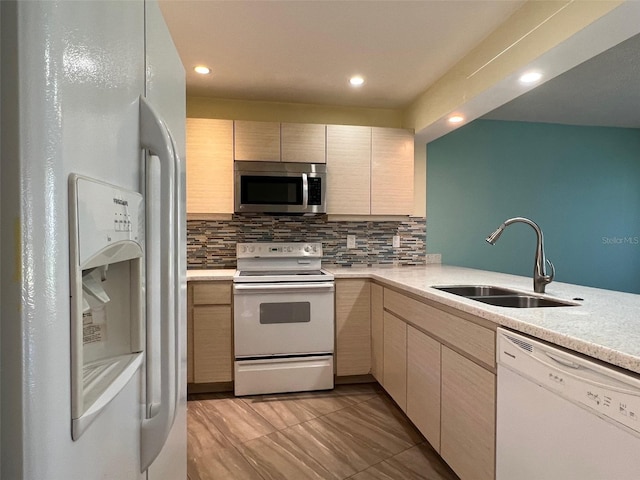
<box><xmin>159</xmin><ymin>0</ymin><xmax>525</xmax><ymax>109</ymax></box>
<box><xmin>483</xmin><ymin>32</ymin><xmax>640</xmax><ymax>128</ymax></box>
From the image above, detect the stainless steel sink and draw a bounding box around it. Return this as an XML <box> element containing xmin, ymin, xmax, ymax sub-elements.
<box><xmin>432</xmin><ymin>284</ymin><xmax>577</xmax><ymax>308</ymax></box>
<box><xmin>471</xmin><ymin>295</ymin><xmax>577</xmax><ymax>308</ymax></box>
<box><xmin>433</xmin><ymin>285</ymin><xmax>516</xmax><ymax>297</ymax></box>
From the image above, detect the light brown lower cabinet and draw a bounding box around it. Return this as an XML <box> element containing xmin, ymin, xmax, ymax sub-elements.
<box><xmin>335</xmin><ymin>279</ymin><xmax>371</xmax><ymax>376</ymax></box>
<box><xmin>381</xmin><ymin>286</ymin><xmax>496</xmax><ymax>480</ymax></box>
<box><xmin>382</xmin><ymin>311</ymin><xmax>407</xmax><ymax>411</ymax></box>
<box><xmin>193</xmin><ymin>305</ymin><xmax>232</xmax><ymax>383</ymax></box>
<box><xmin>441</xmin><ymin>346</ymin><xmax>496</xmax><ymax>480</ymax></box>
<box><xmin>370</xmin><ymin>283</ymin><xmax>384</xmax><ymax>383</ymax></box>
<box><xmin>188</xmin><ymin>281</ymin><xmax>233</xmax><ymax>384</ymax></box>
<box><xmin>406</xmin><ymin>325</ymin><xmax>441</xmax><ymax>451</ymax></box>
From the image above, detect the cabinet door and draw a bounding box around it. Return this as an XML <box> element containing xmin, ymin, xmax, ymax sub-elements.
<box><xmin>383</xmin><ymin>311</ymin><xmax>407</xmax><ymax>411</ymax></box>
<box><xmin>441</xmin><ymin>346</ymin><xmax>495</xmax><ymax>480</ymax></box>
<box><xmin>187</xmin><ymin>284</ymin><xmax>194</xmax><ymax>383</ymax></box>
<box><xmin>335</xmin><ymin>279</ymin><xmax>371</xmax><ymax>376</ymax></box>
<box><xmin>370</xmin><ymin>283</ymin><xmax>384</xmax><ymax>383</ymax></box>
<box><xmin>326</xmin><ymin>125</ymin><xmax>371</xmax><ymax>215</ymax></box>
<box><xmin>234</xmin><ymin>120</ymin><xmax>280</xmax><ymax>161</ymax></box>
<box><xmin>193</xmin><ymin>305</ymin><xmax>233</xmax><ymax>383</ymax></box>
<box><xmin>371</xmin><ymin>127</ymin><xmax>414</xmax><ymax>215</ymax></box>
<box><xmin>186</xmin><ymin>118</ymin><xmax>234</xmax><ymax>214</ymax></box>
<box><xmin>281</xmin><ymin>123</ymin><xmax>326</xmax><ymax>163</ymax></box>
<box><xmin>407</xmin><ymin>326</ymin><xmax>441</xmax><ymax>451</ymax></box>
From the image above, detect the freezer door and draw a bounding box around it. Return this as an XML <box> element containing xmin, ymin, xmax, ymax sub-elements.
<box><xmin>1</xmin><ymin>1</ymin><xmax>146</xmax><ymax>479</ymax></box>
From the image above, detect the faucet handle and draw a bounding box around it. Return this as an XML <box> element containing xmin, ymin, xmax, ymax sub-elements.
<box><xmin>545</xmin><ymin>259</ymin><xmax>555</xmax><ymax>283</ymax></box>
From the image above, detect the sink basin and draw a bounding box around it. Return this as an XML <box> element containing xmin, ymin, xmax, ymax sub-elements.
<box><xmin>432</xmin><ymin>284</ymin><xmax>577</xmax><ymax>308</ymax></box>
<box><xmin>433</xmin><ymin>285</ymin><xmax>516</xmax><ymax>297</ymax></box>
<box><xmin>471</xmin><ymin>295</ymin><xmax>577</xmax><ymax>308</ymax></box>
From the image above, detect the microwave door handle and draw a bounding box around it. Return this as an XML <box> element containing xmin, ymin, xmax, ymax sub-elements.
<box><xmin>302</xmin><ymin>173</ymin><xmax>309</xmax><ymax>208</ymax></box>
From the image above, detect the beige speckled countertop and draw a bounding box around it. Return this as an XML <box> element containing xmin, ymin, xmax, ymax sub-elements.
<box><xmin>187</xmin><ymin>265</ymin><xmax>640</xmax><ymax>376</ymax></box>
<box><xmin>187</xmin><ymin>269</ymin><xmax>236</xmax><ymax>281</ymax></box>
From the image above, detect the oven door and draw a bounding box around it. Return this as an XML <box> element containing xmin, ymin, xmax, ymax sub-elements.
<box><xmin>233</xmin><ymin>282</ymin><xmax>335</xmax><ymax>357</ymax></box>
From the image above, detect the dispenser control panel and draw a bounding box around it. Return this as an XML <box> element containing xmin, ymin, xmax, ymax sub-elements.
<box><xmin>70</xmin><ymin>175</ymin><xmax>143</xmax><ymax>267</ymax></box>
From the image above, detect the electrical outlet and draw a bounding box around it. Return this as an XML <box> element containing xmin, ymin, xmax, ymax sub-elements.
<box><xmin>392</xmin><ymin>235</ymin><xmax>400</xmax><ymax>248</ymax></box>
<box><xmin>347</xmin><ymin>235</ymin><xmax>356</xmax><ymax>249</ymax></box>
<box><xmin>426</xmin><ymin>253</ymin><xmax>442</xmax><ymax>264</ymax></box>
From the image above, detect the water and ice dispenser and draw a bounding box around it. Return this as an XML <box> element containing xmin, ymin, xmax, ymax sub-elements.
<box><xmin>69</xmin><ymin>174</ymin><xmax>145</xmax><ymax>439</ymax></box>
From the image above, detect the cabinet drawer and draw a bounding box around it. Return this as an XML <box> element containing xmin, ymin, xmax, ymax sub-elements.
<box><xmin>384</xmin><ymin>288</ymin><xmax>494</xmax><ymax>368</ymax></box>
<box><xmin>192</xmin><ymin>282</ymin><xmax>231</xmax><ymax>305</ymax></box>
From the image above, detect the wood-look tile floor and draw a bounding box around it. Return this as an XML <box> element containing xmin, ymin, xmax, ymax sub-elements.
<box><xmin>187</xmin><ymin>383</ymin><xmax>460</xmax><ymax>480</ymax></box>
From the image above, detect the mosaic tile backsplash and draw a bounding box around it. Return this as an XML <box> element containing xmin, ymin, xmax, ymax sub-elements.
<box><xmin>187</xmin><ymin>214</ymin><xmax>426</xmax><ymax>269</ymax></box>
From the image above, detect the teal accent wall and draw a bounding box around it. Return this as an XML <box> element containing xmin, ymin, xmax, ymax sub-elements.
<box><xmin>426</xmin><ymin>120</ymin><xmax>640</xmax><ymax>294</ymax></box>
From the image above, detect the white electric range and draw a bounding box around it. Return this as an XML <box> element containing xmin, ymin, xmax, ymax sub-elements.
<box><xmin>233</xmin><ymin>242</ymin><xmax>335</xmax><ymax>396</ymax></box>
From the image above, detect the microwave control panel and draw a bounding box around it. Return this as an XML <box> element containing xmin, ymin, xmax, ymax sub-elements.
<box><xmin>308</xmin><ymin>177</ymin><xmax>322</xmax><ymax>205</ymax></box>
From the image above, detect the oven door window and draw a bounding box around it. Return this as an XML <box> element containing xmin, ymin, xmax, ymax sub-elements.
<box><xmin>260</xmin><ymin>302</ymin><xmax>310</xmax><ymax>324</ymax></box>
<box><xmin>241</xmin><ymin>175</ymin><xmax>303</xmax><ymax>205</ymax></box>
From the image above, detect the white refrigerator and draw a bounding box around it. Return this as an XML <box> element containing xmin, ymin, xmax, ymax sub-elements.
<box><xmin>1</xmin><ymin>1</ymin><xmax>187</xmax><ymax>479</ymax></box>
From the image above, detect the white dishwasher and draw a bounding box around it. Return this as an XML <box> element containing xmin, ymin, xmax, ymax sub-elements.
<box><xmin>497</xmin><ymin>328</ymin><xmax>640</xmax><ymax>480</ymax></box>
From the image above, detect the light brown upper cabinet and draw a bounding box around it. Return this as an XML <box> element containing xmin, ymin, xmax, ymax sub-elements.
<box><xmin>186</xmin><ymin>118</ymin><xmax>234</xmax><ymax>214</ymax></box>
<box><xmin>234</xmin><ymin>120</ymin><xmax>281</xmax><ymax>162</ymax></box>
<box><xmin>281</xmin><ymin>123</ymin><xmax>326</xmax><ymax>163</ymax></box>
<box><xmin>326</xmin><ymin>125</ymin><xmax>414</xmax><ymax>216</ymax></box>
<box><xmin>371</xmin><ymin>127</ymin><xmax>414</xmax><ymax>215</ymax></box>
<box><xmin>234</xmin><ymin>121</ymin><xmax>326</xmax><ymax>163</ymax></box>
<box><xmin>326</xmin><ymin>125</ymin><xmax>371</xmax><ymax>215</ymax></box>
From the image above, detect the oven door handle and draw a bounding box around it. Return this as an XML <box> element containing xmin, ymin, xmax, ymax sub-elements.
<box><xmin>233</xmin><ymin>282</ymin><xmax>335</xmax><ymax>295</ymax></box>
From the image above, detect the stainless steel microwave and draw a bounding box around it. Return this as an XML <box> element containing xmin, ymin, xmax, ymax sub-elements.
<box><xmin>234</xmin><ymin>161</ymin><xmax>327</xmax><ymax>214</ymax></box>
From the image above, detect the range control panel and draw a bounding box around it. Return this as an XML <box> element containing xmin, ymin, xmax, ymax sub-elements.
<box><xmin>498</xmin><ymin>330</ymin><xmax>640</xmax><ymax>436</ymax></box>
<box><xmin>237</xmin><ymin>242</ymin><xmax>322</xmax><ymax>258</ymax></box>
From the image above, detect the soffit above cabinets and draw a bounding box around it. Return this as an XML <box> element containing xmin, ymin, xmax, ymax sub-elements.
<box><xmin>483</xmin><ymin>32</ymin><xmax>640</xmax><ymax>128</ymax></box>
<box><xmin>158</xmin><ymin>0</ymin><xmax>525</xmax><ymax>109</ymax></box>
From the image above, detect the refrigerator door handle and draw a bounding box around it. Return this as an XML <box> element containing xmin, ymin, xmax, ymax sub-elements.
<box><xmin>139</xmin><ymin>96</ymin><xmax>179</xmax><ymax>472</ymax></box>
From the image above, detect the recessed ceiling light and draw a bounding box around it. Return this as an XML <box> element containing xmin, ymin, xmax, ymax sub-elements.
<box><xmin>194</xmin><ymin>65</ymin><xmax>211</xmax><ymax>75</ymax></box>
<box><xmin>349</xmin><ymin>75</ymin><xmax>365</xmax><ymax>87</ymax></box>
<box><xmin>448</xmin><ymin>115</ymin><xmax>464</xmax><ymax>124</ymax></box>
<box><xmin>519</xmin><ymin>71</ymin><xmax>542</xmax><ymax>84</ymax></box>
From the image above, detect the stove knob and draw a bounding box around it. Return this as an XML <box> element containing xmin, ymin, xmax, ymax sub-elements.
<box><xmin>304</xmin><ymin>245</ymin><xmax>311</xmax><ymax>253</ymax></box>
<box><xmin>241</xmin><ymin>246</ymin><xmax>247</xmax><ymax>253</ymax></box>
<box><xmin>249</xmin><ymin>246</ymin><xmax>255</xmax><ymax>253</ymax></box>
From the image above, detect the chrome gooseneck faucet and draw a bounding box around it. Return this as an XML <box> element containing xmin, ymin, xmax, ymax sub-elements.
<box><xmin>485</xmin><ymin>217</ymin><xmax>555</xmax><ymax>293</ymax></box>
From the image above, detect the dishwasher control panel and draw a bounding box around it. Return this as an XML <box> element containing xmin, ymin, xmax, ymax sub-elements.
<box><xmin>498</xmin><ymin>329</ymin><xmax>640</xmax><ymax>436</ymax></box>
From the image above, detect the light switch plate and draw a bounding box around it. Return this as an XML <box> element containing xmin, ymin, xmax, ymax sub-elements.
<box><xmin>347</xmin><ymin>235</ymin><xmax>356</xmax><ymax>249</ymax></box>
<box><xmin>392</xmin><ymin>235</ymin><xmax>400</xmax><ymax>248</ymax></box>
